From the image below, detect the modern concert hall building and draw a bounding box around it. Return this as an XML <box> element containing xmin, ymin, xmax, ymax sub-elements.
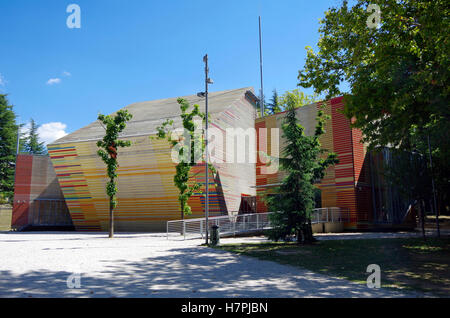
<box><xmin>11</xmin><ymin>87</ymin><xmax>414</xmax><ymax>232</ymax></box>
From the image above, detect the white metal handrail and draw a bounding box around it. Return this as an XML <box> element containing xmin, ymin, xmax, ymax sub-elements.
<box><xmin>166</xmin><ymin>207</ymin><xmax>350</xmax><ymax>240</ymax></box>
<box><xmin>167</xmin><ymin>212</ymin><xmax>273</xmax><ymax>240</ymax></box>
<box><xmin>311</xmin><ymin>207</ymin><xmax>351</xmax><ymax>224</ymax></box>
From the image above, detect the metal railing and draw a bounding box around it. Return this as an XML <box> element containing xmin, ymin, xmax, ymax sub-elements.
<box><xmin>311</xmin><ymin>207</ymin><xmax>350</xmax><ymax>224</ymax></box>
<box><xmin>167</xmin><ymin>212</ymin><xmax>272</xmax><ymax>240</ymax></box>
<box><xmin>167</xmin><ymin>207</ymin><xmax>350</xmax><ymax>240</ymax></box>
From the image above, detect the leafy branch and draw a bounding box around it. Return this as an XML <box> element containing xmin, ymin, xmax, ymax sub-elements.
<box><xmin>153</xmin><ymin>98</ymin><xmax>215</xmax><ymax>219</ymax></box>
<box><xmin>96</xmin><ymin>109</ymin><xmax>133</xmax><ymax>237</ymax></box>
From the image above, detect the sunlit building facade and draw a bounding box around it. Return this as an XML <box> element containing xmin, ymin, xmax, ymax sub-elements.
<box><xmin>11</xmin><ymin>88</ymin><xmax>413</xmax><ymax>232</ymax></box>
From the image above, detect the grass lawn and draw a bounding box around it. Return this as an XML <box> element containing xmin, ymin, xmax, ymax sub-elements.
<box><xmin>216</xmin><ymin>236</ymin><xmax>450</xmax><ymax>297</ymax></box>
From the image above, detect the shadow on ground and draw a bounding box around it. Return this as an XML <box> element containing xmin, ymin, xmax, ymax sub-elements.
<box><xmin>0</xmin><ymin>245</ymin><xmax>422</xmax><ymax>298</ymax></box>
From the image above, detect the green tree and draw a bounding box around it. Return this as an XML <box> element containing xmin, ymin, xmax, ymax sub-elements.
<box><xmin>383</xmin><ymin>148</ymin><xmax>431</xmax><ymax>237</ymax></box>
<box><xmin>24</xmin><ymin>119</ymin><xmax>46</xmax><ymax>155</ymax></box>
<box><xmin>278</xmin><ymin>89</ymin><xmax>318</xmax><ymax>110</ymax></box>
<box><xmin>266</xmin><ymin>90</ymin><xmax>282</xmax><ymax>115</ymax></box>
<box><xmin>298</xmin><ymin>0</ymin><xmax>449</xmax><ymax>213</ymax></box>
<box><xmin>0</xmin><ymin>94</ymin><xmax>18</xmax><ymax>202</ymax></box>
<box><xmin>96</xmin><ymin>110</ymin><xmax>133</xmax><ymax>238</ymax></box>
<box><xmin>154</xmin><ymin>98</ymin><xmax>214</xmax><ymax>220</ymax></box>
<box><xmin>266</xmin><ymin>91</ymin><xmax>338</xmax><ymax>244</ymax></box>
<box><xmin>265</xmin><ymin>89</ymin><xmax>318</xmax><ymax>115</ymax></box>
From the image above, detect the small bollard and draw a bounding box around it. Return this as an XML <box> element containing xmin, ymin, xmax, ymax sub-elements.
<box><xmin>210</xmin><ymin>225</ymin><xmax>220</xmax><ymax>246</ymax></box>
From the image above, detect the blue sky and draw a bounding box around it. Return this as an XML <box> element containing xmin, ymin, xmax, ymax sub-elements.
<box><xmin>0</xmin><ymin>0</ymin><xmax>343</xmax><ymax>143</ymax></box>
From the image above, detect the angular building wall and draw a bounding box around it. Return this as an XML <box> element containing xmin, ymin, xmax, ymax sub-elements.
<box><xmin>255</xmin><ymin>96</ymin><xmax>372</xmax><ymax>230</ymax></box>
<box><xmin>209</xmin><ymin>93</ymin><xmax>258</xmax><ymax>214</ymax></box>
<box><xmin>11</xmin><ymin>154</ymin><xmax>72</xmax><ymax>229</ymax></box>
<box><xmin>47</xmin><ymin>138</ymin><xmax>228</xmax><ymax>231</ymax></box>
<box><xmin>11</xmin><ymin>155</ymin><xmax>32</xmax><ymax>228</ymax></box>
<box><xmin>328</xmin><ymin>96</ymin><xmax>365</xmax><ymax>229</ymax></box>
<box><xmin>12</xmin><ymin>90</ymin><xmax>413</xmax><ymax>232</ymax></box>
<box><xmin>47</xmin><ymin>88</ymin><xmax>258</xmax><ymax>232</ymax></box>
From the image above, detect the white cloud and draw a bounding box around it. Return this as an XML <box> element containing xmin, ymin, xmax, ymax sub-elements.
<box><xmin>46</xmin><ymin>71</ymin><xmax>70</xmax><ymax>85</ymax></box>
<box><xmin>0</xmin><ymin>73</ymin><xmax>6</xmax><ymax>86</ymax></box>
<box><xmin>20</xmin><ymin>122</ymin><xmax>31</xmax><ymax>137</ymax></box>
<box><xmin>37</xmin><ymin>122</ymin><xmax>68</xmax><ymax>144</ymax></box>
<box><xmin>19</xmin><ymin>121</ymin><xmax>68</xmax><ymax>145</ymax></box>
<box><xmin>46</xmin><ymin>78</ymin><xmax>61</xmax><ymax>85</ymax></box>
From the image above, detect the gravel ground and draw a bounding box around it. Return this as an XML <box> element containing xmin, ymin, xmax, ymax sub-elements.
<box><xmin>0</xmin><ymin>232</ymin><xmax>428</xmax><ymax>298</ymax></box>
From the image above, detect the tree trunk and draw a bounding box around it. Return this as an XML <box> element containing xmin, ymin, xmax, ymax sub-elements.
<box><xmin>303</xmin><ymin>220</ymin><xmax>316</xmax><ymax>244</ymax></box>
<box><xmin>181</xmin><ymin>202</ymin><xmax>184</xmax><ymax>220</ymax></box>
<box><xmin>435</xmin><ymin>197</ymin><xmax>440</xmax><ymax>238</ymax></box>
<box><xmin>180</xmin><ymin>202</ymin><xmax>184</xmax><ymax>236</ymax></box>
<box><xmin>420</xmin><ymin>199</ymin><xmax>426</xmax><ymax>240</ymax></box>
<box><xmin>109</xmin><ymin>201</ymin><xmax>114</xmax><ymax>238</ymax></box>
<box><xmin>296</xmin><ymin>229</ymin><xmax>303</xmax><ymax>244</ymax></box>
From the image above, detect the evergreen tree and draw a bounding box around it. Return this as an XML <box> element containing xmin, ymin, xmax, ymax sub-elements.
<box><xmin>0</xmin><ymin>94</ymin><xmax>18</xmax><ymax>202</ymax></box>
<box><xmin>266</xmin><ymin>92</ymin><xmax>338</xmax><ymax>243</ymax></box>
<box><xmin>266</xmin><ymin>90</ymin><xmax>282</xmax><ymax>114</ymax></box>
<box><xmin>24</xmin><ymin>119</ymin><xmax>46</xmax><ymax>155</ymax></box>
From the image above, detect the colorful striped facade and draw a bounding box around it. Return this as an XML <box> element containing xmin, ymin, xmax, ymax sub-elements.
<box><xmin>43</xmin><ymin>88</ymin><xmax>258</xmax><ymax>232</ymax></box>
<box><xmin>11</xmin><ymin>89</ymin><xmax>411</xmax><ymax>231</ymax></box>
<box><xmin>255</xmin><ymin>96</ymin><xmax>373</xmax><ymax>230</ymax></box>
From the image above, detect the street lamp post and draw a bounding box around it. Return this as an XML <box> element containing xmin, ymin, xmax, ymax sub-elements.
<box><xmin>427</xmin><ymin>133</ymin><xmax>440</xmax><ymax>238</ymax></box>
<box><xmin>259</xmin><ymin>16</ymin><xmax>264</xmax><ymax>118</ymax></box>
<box><xmin>202</xmin><ymin>54</ymin><xmax>213</xmax><ymax>245</ymax></box>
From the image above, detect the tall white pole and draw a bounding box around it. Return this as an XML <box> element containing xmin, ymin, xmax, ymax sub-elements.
<box><xmin>15</xmin><ymin>125</ymin><xmax>20</xmax><ymax>156</ymax></box>
<box><xmin>204</xmin><ymin>54</ymin><xmax>210</xmax><ymax>245</ymax></box>
<box><xmin>259</xmin><ymin>16</ymin><xmax>264</xmax><ymax>118</ymax></box>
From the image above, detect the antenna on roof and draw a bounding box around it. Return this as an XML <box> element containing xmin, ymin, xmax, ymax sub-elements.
<box><xmin>259</xmin><ymin>16</ymin><xmax>264</xmax><ymax>118</ymax></box>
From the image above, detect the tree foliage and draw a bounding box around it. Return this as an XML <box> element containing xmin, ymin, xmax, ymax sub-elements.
<box><xmin>154</xmin><ymin>98</ymin><xmax>215</xmax><ymax>219</ymax></box>
<box><xmin>384</xmin><ymin>149</ymin><xmax>431</xmax><ymax>203</ymax></box>
<box><xmin>298</xmin><ymin>0</ymin><xmax>449</xmax><ymax>213</ymax></box>
<box><xmin>96</xmin><ymin>110</ymin><xmax>133</xmax><ymax>237</ymax></box>
<box><xmin>266</xmin><ymin>90</ymin><xmax>282</xmax><ymax>115</ymax></box>
<box><xmin>265</xmin><ymin>89</ymin><xmax>318</xmax><ymax>115</ymax></box>
<box><xmin>278</xmin><ymin>89</ymin><xmax>319</xmax><ymax>111</ymax></box>
<box><xmin>0</xmin><ymin>94</ymin><xmax>18</xmax><ymax>202</ymax></box>
<box><xmin>266</xmin><ymin>91</ymin><xmax>338</xmax><ymax>243</ymax></box>
<box><xmin>23</xmin><ymin>119</ymin><xmax>46</xmax><ymax>155</ymax></box>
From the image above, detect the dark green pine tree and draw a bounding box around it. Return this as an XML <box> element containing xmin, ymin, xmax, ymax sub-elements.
<box><xmin>266</xmin><ymin>89</ymin><xmax>282</xmax><ymax>114</ymax></box>
<box><xmin>266</xmin><ymin>93</ymin><xmax>338</xmax><ymax>244</ymax></box>
<box><xmin>24</xmin><ymin>119</ymin><xmax>46</xmax><ymax>155</ymax></box>
<box><xmin>0</xmin><ymin>94</ymin><xmax>19</xmax><ymax>202</ymax></box>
